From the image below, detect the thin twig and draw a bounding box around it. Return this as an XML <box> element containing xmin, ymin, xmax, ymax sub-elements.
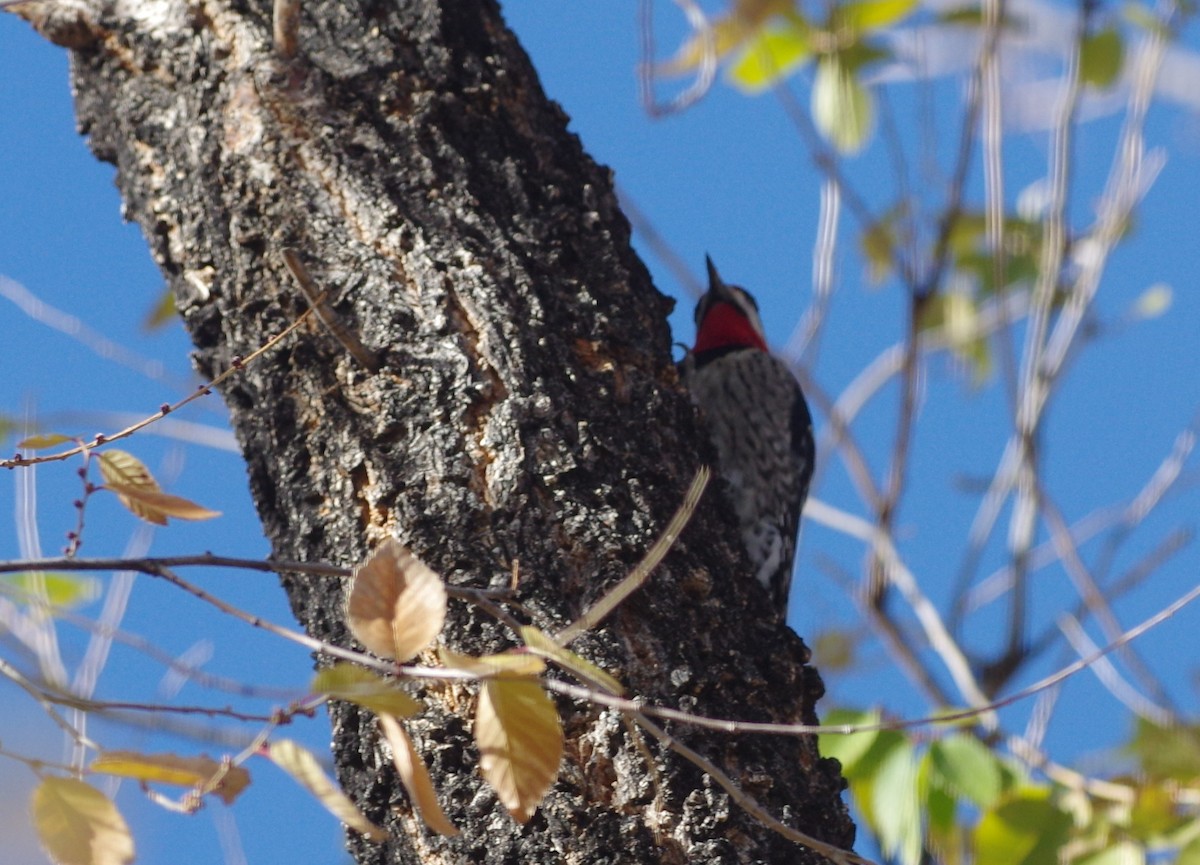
<box><xmin>556</xmin><ymin>467</ymin><xmax>709</xmax><ymax>645</ymax></box>
<box><xmin>801</xmin><ymin>499</ymin><xmax>995</xmax><ymax>722</ymax></box>
<box><xmin>999</xmin><ymin>1</ymin><xmax>1087</xmax><ymax>683</ymax></box>
<box><xmin>638</xmin><ymin>0</ymin><xmax>717</xmax><ymax>117</ymax></box>
<box><xmin>1040</xmin><ymin>491</ymin><xmax>1173</xmax><ymax>711</ymax></box>
<box><xmin>1056</xmin><ymin>615</ymin><xmax>1173</xmax><ymax>726</ymax></box>
<box><xmin>544</xmin><ymin>575</ymin><xmax>1200</xmax><ymax>738</ymax></box>
<box><xmin>282</xmin><ymin>249</ymin><xmax>380</xmax><ymax>372</ymax></box>
<box><xmin>2</xmin><ymin>308</ymin><xmax>317</xmax><ymax>468</ymax></box>
<box><xmin>627</xmin><ymin>710</ymin><xmax>875</xmax><ymax>865</ymax></box>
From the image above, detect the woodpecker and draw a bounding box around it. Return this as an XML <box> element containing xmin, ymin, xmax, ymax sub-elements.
<box><xmin>681</xmin><ymin>257</ymin><xmax>815</xmax><ymax>616</ymax></box>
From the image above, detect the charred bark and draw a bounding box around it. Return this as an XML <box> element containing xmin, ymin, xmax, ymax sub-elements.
<box><xmin>23</xmin><ymin>0</ymin><xmax>854</xmax><ymax>861</ymax></box>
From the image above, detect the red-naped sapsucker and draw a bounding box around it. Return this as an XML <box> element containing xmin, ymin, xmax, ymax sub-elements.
<box><xmin>681</xmin><ymin>257</ymin><xmax>815</xmax><ymax>616</ymax></box>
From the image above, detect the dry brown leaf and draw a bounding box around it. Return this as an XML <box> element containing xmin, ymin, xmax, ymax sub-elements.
<box><xmin>520</xmin><ymin>625</ymin><xmax>624</xmax><ymax>695</ymax></box>
<box><xmin>438</xmin><ymin>646</ymin><xmax>546</xmax><ymax>678</ymax></box>
<box><xmin>377</xmin><ymin>714</ymin><xmax>459</xmax><ymax>836</ymax></box>
<box><xmin>97</xmin><ymin>449</ymin><xmax>166</xmax><ymax>525</ymax></box>
<box><xmin>90</xmin><ymin>750</ymin><xmax>250</xmax><ymax>805</ymax></box>
<box><xmin>267</xmin><ymin>739</ymin><xmax>386</xmax><ymax>841</ymax></box>
<box><xmin>346</xmin><ymin>539</ymin><xmax>447</xmax><ymax>661</ymax></box>
<box><xmin>475</xmin><ymin>679</ymin><xmax>563</xmax><ymax>823</ymax></box>
<box><xmin>102</xmin><ymin>483</ymin><xmax>221</xmax><ymax>525</ymax></box>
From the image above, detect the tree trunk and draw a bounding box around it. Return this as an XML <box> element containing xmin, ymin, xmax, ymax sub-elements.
<box><xmin>23</xmin><ymin>0</ymin><xmax>854</xmax><ymax>861</ymax></box>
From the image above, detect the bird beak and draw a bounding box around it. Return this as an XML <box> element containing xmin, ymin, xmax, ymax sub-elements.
<box><xmin>705</xmin><ymin>255</ymin><xmax>724</xmax><ymax>292</ymax></box>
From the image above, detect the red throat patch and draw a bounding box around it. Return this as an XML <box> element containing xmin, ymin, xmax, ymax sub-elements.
<box><xmin>693</xmin><ymin>301</ymin><xmax>768</xmax><ymax>354</ymax></box>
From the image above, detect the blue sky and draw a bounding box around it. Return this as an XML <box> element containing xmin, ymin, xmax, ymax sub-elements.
<box><xmin>2</xmin><ymin>3</ymin><xmax>1198</xmax><ymax>863</ymax></box>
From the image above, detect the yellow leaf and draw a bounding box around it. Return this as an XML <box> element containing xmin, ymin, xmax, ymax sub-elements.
<box><xmin>312</xmin><ymin>663</ymin><xmax>423</xmax><ymax>717</ymax></box>
<box><xmin>659</xmin><ymin>17</ymin><xmax>755</xmax><ymax>75</ymax></box>
<box><xmin>812</xmin><ymin>55</ymin><xmax>875</xmax><ymax>153</ymax></box>
<box><xmin>346</xmin><ymin>539</ymin><xmax>447</xmax><ymax>662</ymax></box>
<box><xmin>17</xmin><ymin>433</ymin><xmax>74</xmax><ymax>450</ymax></box>
<box><xmin>519</xmin><ymin>626</ymin><xmax>624</xmax><ymax>695</ymax></box>
<box><xmin>267</xmin><ymin>739</ymin><xmax>386</xmax><ymax>841</ymax></box>
<box><xmin>1132</xmin><ymin>283</ymin><xmax>1172</xmax><ymax>319</ymax></box>
<box><xmin>3</xmin><ymin>572</ymin><xmax>100</xmax><ymax>610</ymax></box>
<box><xmin>89</xmin><ymin>751</ymin><xmax>250</xmax><ymax>806</ymax></box>
<box><xmin>659</xmin><ymin>0</ymin><xmax>794</xmax><ymax>75</ymax></box>
<box><xmin>475</xmin><ymin>679</ymin><xmax>563</xmax><ymax>823</ymax></box>
<box><xmin>438</xmin><ymin>646</ymin><xmax>546</xmax><ymax>678</ymax></box>
<box><xmin>838</xmin><ymin>0</ymin><xmax>919</xmax><ymax>32</ymax></box>
<box><xmin>102</xmin><ymin>483</ymin><xmax>221</xmax><ymax>525</ymax></box>
<box><xmin>377</xmin><ymin>714</ymin><xmax>459</xmax><ymax>836</ymax></box>
<box><xmin>727</xmin><ymin>21</ymin><xmax>813</xmax><ymax>93</ymax></box>
<box><xmin>142</xmin><ymin>286</ymin><xmax>177</xmax><ymax>331</ymax></box>
<box><xmin>31</xmin><ymin>777</ymin><xmax>134</xmax><ymax>865</ymax></box>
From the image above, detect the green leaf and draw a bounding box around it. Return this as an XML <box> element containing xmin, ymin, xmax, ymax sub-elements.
<box><xmin>1128</xmin><ymin>783</ymin><xmax>1186</xmax><ymax>842</ymax></box>
<box><xmin>1179</xmin><ymin>833</ymin><xmax>1200</xmax><ymax>865</ymax></box>
<box><xmin>812</xmin><ymin>55</ymin><xmax>875</xmax><ymax>153</ymax></box>
<box><xmin>838</xmin><ymin>0</ymin><xmax>919</xmax><ymax>32</ymax></box>
<box><xmin>975</xmin><ymin>787</ymin><xmax>1071</xmax><ymax>865</ymax></box>
<box><xmin>994</xmin><ymin>755</ymin><xmax>1027</xmax><ymax>791</ymax></box>
<box><xmin>929</xmin><ymin>734</ymin><xmax>1003</xmax><ymax>807</ymax></box>
<box><xmin>818</xmin><ymin>709</ymin><xmax>881</xmax><ymax>774</ymax></box>
<box><xmin>728</xmin><ymin>21</ymin><xmax>813</xmax><ymax>92</ymax></box>
<box><xmin>872</xmin><ymin>737</ymin><xmax>922</xmax><ymax>865</ymax></box>
<box><xmin>1128</xmin><ymin>718</ymin><xmax>1200</xmax><ymax>783</ymax></box>
<box><xmin>861</xmin><ymin>216</ymin><xmax>898</xmax><ymax>285</ymax></box>
<box><xmin>1080</xmin><ymin>27</ymin><xmax>1124</xmax><ymax>88</ymax></box>
<box><xmin>1074</xmin><ymin>841</ymin><xmax>1144</xmax><ymax>865</ymax></box>
<box><xmin>924</xmin><ymin>779</ymin><xmax>962</xmax><ymax>865</ymax></box>
<box><xmin>838</xmin><ymin>41</ymin><xmax>892</xmax><ymax>73</ymax></box>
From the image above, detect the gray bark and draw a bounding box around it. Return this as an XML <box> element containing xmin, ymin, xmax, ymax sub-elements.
<box><xmin>22</xmin><ymin>0</ymin><xmax>854</xmax><ymax>861</ymax></box>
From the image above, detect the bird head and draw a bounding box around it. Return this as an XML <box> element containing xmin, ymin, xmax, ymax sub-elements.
<box><xmin>692</xmin><ymin>256</ymin><xmax>769</xmax><ymax>355</ymax></box>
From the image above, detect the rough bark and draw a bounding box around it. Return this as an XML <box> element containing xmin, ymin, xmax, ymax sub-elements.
<box><xmin>22</xmin><ymin>0</ymin><xmax>854</xmax><ymax>861</ymax></box>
